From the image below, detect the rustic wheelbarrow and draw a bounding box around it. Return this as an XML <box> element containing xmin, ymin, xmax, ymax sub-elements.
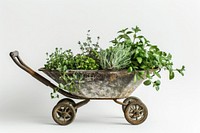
<box><xmin>10</xmin><ymin>51</ymin><xmax>149</xmax><ymax>125</ymax></box>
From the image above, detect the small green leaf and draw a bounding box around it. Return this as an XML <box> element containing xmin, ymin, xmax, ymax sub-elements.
<box><xmin>144</xmin><ymin>80</ymin><xmax>151</xmax><ymax>86</ymax></box>
<box><xmin>176</xmin><ymin>65</ymin><xmax>185</xmax><ymax>76</ymax></box>
<box><xmin>150</xmin><ymin>45</ymin><xmax>158</xmax><ymax>51</ymax></box>
<box><xmin>154</xmin><ymin>80</ymin><xmax>161</xmax><ymax>85</ymax></box>
<box><xmin>118</xmin><ymin>28</ymin><xmax>128</xmax><ymax>33</ymax></box>
<box><xmin>155</xmin><ymin>86</ymin><xmax>160</xmax><ymax>91</ymax></box>
<box><xmin>137</xmin><ymin>35</ymin><xmax>144</xmax><ymax>39</ymax></box>
<box><xmin>176</xmin><ymin>69</ymin><xmax>184</xmax><ymax>76</ymax></box>
<box><xmin>167</xmin><ymin>53</ymin><xmax>172</xmax><ymax>60</ymax></box>
<box><xmin>169</xmin><ymin>71</ymin><xmax>175</xmax><ymax>80</ymax></box>
<box><xmin>154</xmin><ymin>71</ymin><xmax>161</xmax><ymax>78</ymax></box>
<box><xmin>128</xmin><ymin>67</ymin><xmax>133</xmax><ymax>72</ymax></box>
<box><xmin>132</xmin><ymin>26</ymin><xmax>141</xmax><ymax>33</ymax></box>
<box><xmin>140</xmin><ymin>65</ymin><xmax>147</xmax><ymax>69</ymax></box>
<box><xmin>145</xmin><ymin>70</ymin><xmax>152</xmax><ymax>79</ymax></box>
<box><xmin>136</xmin><ymin>57</ymin><xmax>143</xmax><ymax>64</ymax></box>
<box><xmin>182</xmin><ymin>65</ymin><xmax>185</xmax><ymax>70</ymax></box>
<box><xmin>126</xmin><ymin>31</ymin><xmax>133</xmax><ymax>34</ymax></box>
<box><xmin>162</xmin><ymin>52</ymin><xmax>167</xmax><ymax>56</ymax></box>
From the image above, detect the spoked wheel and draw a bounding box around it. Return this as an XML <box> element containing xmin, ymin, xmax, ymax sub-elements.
<box><xmin>124</xmin><ymin>101</ymin><xmax>148</xmax><ymax>125</ymax></box>
<box><xmin>122</xmin><ymin>96</ymin><xmax>142</xmax><ymax>112</ymax></box>
<box><xmin>57</xmin><ymin>98</ymin><xmax>77</xmax><ymax>112</ymax></box>
<box><xmin>52</xmin><ymin>103</ymin><xmax>76</xmax><ymax>125</ymax></box>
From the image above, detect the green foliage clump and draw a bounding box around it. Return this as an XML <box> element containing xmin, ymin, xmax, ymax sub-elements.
<box><xmin>45</xmin><ymin>36</ymin><xmax>100</xmax><ymax>72</ymax></box>
<box><xmin>74</xmin><ymin>54</ymin><xmax>99</xmax><ymax>70</ymax></box>
<box><xmin>99</xmin><ymin>44</ymin><xmax>131</xmax><ymax>70</ymax></box>
<box><xmin>111</xmin><ymin>26</ymin><xmax>185</xmax><ymax>90</ymax></box>
<box><xmin>45</xmin><ymin>32</ymin><xmax>101</xmax><ymax>95</ymax></box>
<box><xmin>45</xmin><ymin>48</ymin><xmax>74</xmax><ymax>73</ymax></box>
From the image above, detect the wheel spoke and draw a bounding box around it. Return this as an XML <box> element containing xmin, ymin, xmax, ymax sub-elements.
<box><xmin>57</xmin><ymin>110</ymin><xmax>63</xmax><ymax>114</ymax></box>
<box><xmin>66</xmin><ymin>114</ymin><xmax>71</xmax><ymax>119</ymax></box>
<box><xmin>138</xmin><ymin>105</ymin><xmax>143</xmax><ymax>110</ymax></box>
<box><xmin>130</xmin><ymin>105</ymin><xmax>135</xmax><ymax>111</ymax></box>
<box><xmin>129</xmin><ymin>112</ymin><xmax>134</xmax><ymax>118</ymax></box>
<box><xmin>136</xmin><ymin>105</ymin><xmax>140</xmax><ymax>110</ymax></box>
<box><xmin>139</xmin><ymin>109</ymin><xmax>143</xmax><ymax>114</ymax></box>
<box><xmin>66</xmin><ymin>108</ymin><xmax>71</xmax><ymax>113</ymax></box>
<box><xmin>64</xmin><ymin>107</ymin><xmax>68</xmax><ymax>112</ymax></box>
<box><xmin>63</xmin><ymin>117</ymin><xmax>66</xmax><ymax>122</ymax></box>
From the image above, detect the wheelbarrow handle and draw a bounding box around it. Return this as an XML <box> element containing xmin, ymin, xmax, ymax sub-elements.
<box><xmin>10</xmin><ymin>50</ymin><xmax>84</xmax><ymax>99</ymax></box>
<box><xmin>10</xmin><ymin>51</ymin><xmax>33</xmax><ymax>74</ymax></box>
<box><xmin>10</xmin><ymin>50</ymin><xmax>51</xmax><ymax>84</ymax></box>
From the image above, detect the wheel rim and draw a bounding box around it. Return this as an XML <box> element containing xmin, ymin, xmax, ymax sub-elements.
<box><xmin>57</xmin><ymin>98</ymin><xmax>76</xmax><ymax>106</ymax></box>
<box><xmin>122</xmin><ymin>96</ymin><xmax>141</xmax><ymax>112</ymax></box>
<box><xmin>52</xmin><ymin>103</ymin><xmax>76</xmax><ymax>125</ymax></box>
<box><xmin>124</xmin><ymin>101</ymin><xmax>148</xmax><ymax>125</ymax></box>
<box><xmin>57</xmin><ymin>98</ymin><xmax>77</xmax><ymax>112</ymax></box>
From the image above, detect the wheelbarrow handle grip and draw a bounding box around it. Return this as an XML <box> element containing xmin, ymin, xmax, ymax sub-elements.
<box><xmin>10</xmin><ymin>50</ymin><xmax>32</xmax><ymax>73</ymax></box>
<box><xmin>10</xmin><ymin>51</ymin><xmax>19</xmax><ymax>57</ymax></box>
<box><xmin>10</xmin><ymin>50</ymin><xmax>56</xmax><ymax>88</ymax></box>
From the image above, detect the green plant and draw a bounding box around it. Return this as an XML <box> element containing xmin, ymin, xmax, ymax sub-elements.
<box><xmin>45</xmin><ymin>32</ymin><xmax>101</xmax><ymax>96</ymax></box>
<box><xmin>111</xmin><ymin>26</ymin><xmax>185</xmax><ymax>90</ymax></box>
<box><xmin>99</xmin><ymin>44</ymin><xmax>131</xmax><ymax>70</ymax></box>
<box><xmin>45</xmin><ymin>27</ymin><xmax>185</xmax><ymax>97</ymax></box>
<box><xmin>45</xmin><ymin>31</ymin><xmax>101</xmax><ymax>72</ymax></box>
<box><xmin>74</xmin><ymin>54</ymin><xmax>99</xmax><ymax>70</ymax></box>
<box><xmin>45</xmin><ymin>48</ymin><xmax>74</xmax><ymax>73</ymax></box>
<box><xmin>78</xmin><ymin>30</ymin><xmax>102</xmax><ymax>65</ymax></box>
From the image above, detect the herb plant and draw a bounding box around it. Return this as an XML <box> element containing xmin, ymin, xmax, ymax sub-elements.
<box><xmin>99</xmin><ymin>44</ymin><xmax>131</xmax><ymax>70</ymax></box>
<box><xmin>45</xmin><ymin>48</ymin><xmax>74</xmax><ymax>73</ymax></box>
<box><xmin>111</xmin><ymin>26</ymin><xmax>185</xmax><ymax>90</ymax></box>
<box><xmin>78</xmin><ymin>30</ymin><xmax>102</xmax><ymax>65</ymax></box>
<box><xmin>45</xmin><ymin>32</ymin><xmax>101</xmax><ymax>96</ymax></box>
<box><xmin>44</xmin><ymin>26</ymin><xmax>185</xmax><ymax>96</ymax></box>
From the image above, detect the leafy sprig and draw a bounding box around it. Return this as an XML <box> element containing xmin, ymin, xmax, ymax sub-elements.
<box><xmin>111</xmin><ymin>26</ymin><xmax>185</xmax><ymax>90</ymax></box>
<box><xmin>78</xmin><ymin>30</ymin><xmax>102</xmax><ymax>64</ymax></box>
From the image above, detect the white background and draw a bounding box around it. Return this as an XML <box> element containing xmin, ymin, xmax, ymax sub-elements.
<box><xmin>0</xmin><ymin>0</ymin><xmax>200</xmax><ymax>133</ymax></box>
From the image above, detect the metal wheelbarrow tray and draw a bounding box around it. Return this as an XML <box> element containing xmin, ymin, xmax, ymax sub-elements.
<box><xmin>10</xmin><ymin>51</ymin><xmax>149</xmax><ymax>125</ymax></box>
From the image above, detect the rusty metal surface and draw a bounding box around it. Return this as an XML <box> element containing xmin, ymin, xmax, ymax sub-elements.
<box><xmin>40</xmin><ymin>69</ymin><xmax>145</xmax><ymax>99</ymax></box>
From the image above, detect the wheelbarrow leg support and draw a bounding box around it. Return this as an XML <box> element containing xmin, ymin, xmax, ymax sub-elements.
<box><xmin>75</xmin><ymin>99</ymin><xmax>90</xmax><ymax>109</ymax></box>
<box><xmin>113</xmin><ymin>99</ymin><xmax>127</xmax><ymax>106</ymax></box>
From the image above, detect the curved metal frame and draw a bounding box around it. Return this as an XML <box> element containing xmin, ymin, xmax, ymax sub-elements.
<box><xmin>10</xmin><ymin>51</ymin><xmax>87</xmax><ymax>99</ymax></box>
